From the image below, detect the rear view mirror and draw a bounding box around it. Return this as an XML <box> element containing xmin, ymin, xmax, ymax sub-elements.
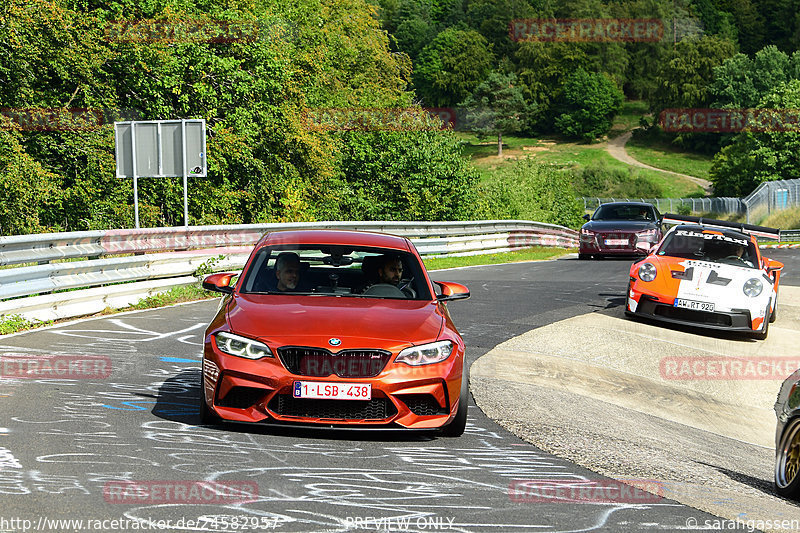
<box><xmin>434</xmin><ymin>281</ymin><xmax>470</xmax><ymax>302</ymax></box>
<box><xmin>203</xmin><ymin>273</ymin><xmax>236</xmax><ymax>294</ymax></box>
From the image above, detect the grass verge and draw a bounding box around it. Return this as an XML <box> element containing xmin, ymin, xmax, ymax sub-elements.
<box><xmin>626</xmin><ymin>134</ymin><xmax>713</xmax><ymax>181</ymax></box>
<box><xmin>0</xmin><ymin>247</ymin><xmax>576</xmax><ymax>335</ymax></box>
<box><xmin>424</xmin><ymin>246</ymin><xmax>574</xmax><ymax>270</ymax></box>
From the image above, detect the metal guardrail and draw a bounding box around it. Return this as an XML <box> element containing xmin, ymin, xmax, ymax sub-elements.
<box><xmin>0</xmin><ymin>220</ymin><xmax>578</xmax><ymax>322</ymax></box>
<box><xmin>781</xmin><ymin>229</ymin><xmax>800</xmax><ymax>241</ymax></box>
<box><xmin>582</xmin><ymin>178</ymin><xmax>800</xmax><ymax>223</ymax></box>
<box><xmin>581</xmin><ymin>197</ymin><xmax>744</xmax><ymax>215</ymax></box>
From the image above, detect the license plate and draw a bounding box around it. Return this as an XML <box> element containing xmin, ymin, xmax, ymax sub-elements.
<box><xmin>604</xmin><ymin>238</ymin><xmax>629</xmax><ymax>246</ymax></box>
<box><xmin>674</xmin><ymin>298</ymin><xmax>715</xmax><ymax>312</ymax></box>
<box><xmin>293</xmin><ymin>381</ymin><xmax>371</xmax><ymax>400</ymax></box>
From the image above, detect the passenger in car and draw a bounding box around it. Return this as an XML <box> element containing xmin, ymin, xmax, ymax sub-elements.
<box><xmin>275</xmin><ymin>252</ymin><xmax>301</xmax><ymax>292</ymax></box>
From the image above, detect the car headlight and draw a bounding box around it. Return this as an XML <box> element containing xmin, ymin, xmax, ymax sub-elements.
<box><xmin>638</xmin><ymin>262</ymin><xmax>657</xmax><ymax>282</ymax></box>
<box><xmin>637</xmin><ymin>229</ymin><xmax>659</xmax><ymax>242</ymax></box>
<box><xmin>395</xmin><ymin>340</ymin><xmax>454</xmax><ymax>366</ymax></box>
<box><xmin>743</xmin><ymin>278</ymin><xmax>763</xmax><ymax>298</ymax></box>
<box><xmin>214</xmin><ymin>332</ymin><xmax>272</xmax><ymax>359</ymax></box>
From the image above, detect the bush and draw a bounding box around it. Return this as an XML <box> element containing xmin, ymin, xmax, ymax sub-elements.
<box><xmin>570</xmin><ymin>160</ymin><xmax>664</xmax><ymax>198</ymax></box>
<box><xmin>477</xmin><ymin>160</ymin><xmax>584</xmax><ymax>229</ymax></box>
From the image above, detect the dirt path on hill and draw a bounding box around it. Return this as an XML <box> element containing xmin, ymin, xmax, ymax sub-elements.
<box><xmin>607</xmin><ymin>130</ymin><xmax>714</xmax><ymax>195</ymax></box>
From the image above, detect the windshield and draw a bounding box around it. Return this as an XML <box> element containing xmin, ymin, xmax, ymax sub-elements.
<box><xmin>593</xmin><ymin>204</ymin><xmax>656</xmax><ymax>221</ymax></box>
<box><xmin>657</xmin><ymin>229</ymin><xmax>757</xmax><ymax>267</ymax></box>
<box><xmin>238</xmin><ymin>244</ymin><xmax>431</xmax><ymax>300</ymax></box>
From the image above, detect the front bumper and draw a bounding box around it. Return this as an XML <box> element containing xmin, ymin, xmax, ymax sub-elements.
<box><xmin>580</xmin><ymin>232</ymin><xmax>654</xmax><ymax>256</ymax></box>
<box><xmin>201</xmin><ymin>343</ymin><xmax>464</xmax><ymax>429</ymax></box>
<box><xmin>627</xmin><ymin>293</ymin><xmax>755</xmax><ymax>332</ymax></box>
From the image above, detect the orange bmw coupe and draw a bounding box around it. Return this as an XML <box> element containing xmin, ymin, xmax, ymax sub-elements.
<box><xmin>200</xmin><ymin>229</ymin><xmax>471</xmax><ymax>436</ymax></box>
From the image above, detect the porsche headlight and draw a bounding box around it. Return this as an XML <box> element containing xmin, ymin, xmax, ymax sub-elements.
<box><xmin>638</xmin><ymin>262</ymin><xmax>657</xmax><ymax>282</ymax></box>
<box><xmin>214</xmin><ymin>332</ymin><xmax>272</xmax><ymax>359</ymax></box>
<box><xmin>743</xmin><ymin>278</ymin><xmax>763</xmax><ymax>298</ymax></box>
<box><xmin>395</xmin><ymin>340</ymin><xmax>454</xmax><ymax>366</ymax></box>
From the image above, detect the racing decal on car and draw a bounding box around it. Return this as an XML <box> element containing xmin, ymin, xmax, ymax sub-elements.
<box><xmin>671</xmin><ymin>260</ymin><xmax>767</xmax><ymax>317</ymax></box>
<box><xmin>674</xmin><ymin>229</ymin><xmax>749</xmax><ymax>246</ymax></box>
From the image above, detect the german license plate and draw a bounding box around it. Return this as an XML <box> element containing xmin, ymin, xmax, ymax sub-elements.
<box><xmin>674</xmin><ymin>298</ymin><xmax>715</xmax><ymax>312</ymax></box>
<box><xmin>293</xmin><ymin>381</ymin><xmax>371</xmax><ymax>400</ymax></box>
<box><xmin>604</xmin><ymin>238</ymin><xmax>628</xmax><ymax>246</ymax></box>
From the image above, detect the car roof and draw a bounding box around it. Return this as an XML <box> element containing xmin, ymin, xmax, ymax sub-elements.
<box><xmin>672</xmin><ymin>224</ymin><xmax>755</xmax><ymax>243</ymax></box>
<box><xmin>258</xmin><ymin>229</ymin><xmax>412</xmax><ymax>251</ymax></box>
<box><xmin>597</xmin><ymin>202</ymin><xmax>656</xmax><ymax>208</ymax></box>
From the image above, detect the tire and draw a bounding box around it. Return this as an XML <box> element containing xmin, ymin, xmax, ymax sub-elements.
<box><xmin>771</xmin><ymin>295</ymin><xmax>778</xmax><ymax>323</ymax></box>
<box><xmin>440</xmin><ymin>364</ymin><xmax>469</xmax><ymax>438</ymax></box>
<box><xmin>753</xmin><ymin>304</ymin><xmax>771</xmax><ymax>340</ymax></box>
<box><xmin>776</xmin><ymin>417</ymin><xmax>800</xmax><ymax>498</ymax></box>
<box><xmin>578</xmin><ymin>253</ymin><xmax>590</xmax><ymax>260</ymax></box>
<box><xmin>199</xmin><ymin>371</ymin><xmax>221</xmax><ymax>425</ymax></box>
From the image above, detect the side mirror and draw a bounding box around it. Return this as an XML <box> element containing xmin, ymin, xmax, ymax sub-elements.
<box><xmin>635</xmin><ymin>241</ymin><xmax>654</xmax><ymax>253</ymax></box>
<box><xmin>203</xmin><ymin>272</ymin><xmax>236</xmax><ymax>294</ymax></box>
<box><xmin>583</xmin><ymin>214</ymin><xmax>591</xmax><ymax>221</ymax></box>
<box><xmin>434</xmin><ymin>281</ymin><xmax>470</xmax><ymax>302</ymax></box>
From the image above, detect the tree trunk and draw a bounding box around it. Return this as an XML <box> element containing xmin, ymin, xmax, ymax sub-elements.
<box><xmin>497</xmin><ymin>132</ymin><xmax>502</xmax><ymax>157</ymax></box>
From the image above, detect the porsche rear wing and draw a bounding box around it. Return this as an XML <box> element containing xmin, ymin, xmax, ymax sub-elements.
<box><xmin>661</xmin><ymin>214</ymin><xmax>781</xmax><ymax>241</ymax></box>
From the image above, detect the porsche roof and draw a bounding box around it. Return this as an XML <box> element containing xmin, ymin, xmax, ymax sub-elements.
<box><xmin>671</xmin><ymin>224</ymin><xmax>754</xmax><ymax>242</ymax></box>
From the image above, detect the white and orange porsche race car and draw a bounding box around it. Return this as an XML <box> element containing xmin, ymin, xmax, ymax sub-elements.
<box><xmin>625</xmin><ymin>215</ymin><xmax>783</xmax><ymax>339</ymax></box>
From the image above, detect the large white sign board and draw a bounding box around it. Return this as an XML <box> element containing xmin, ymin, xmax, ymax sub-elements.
<box><xmin>114</xmin><ymin>119</ymin><xmax>207</xmax><ymax>227</ymax></box>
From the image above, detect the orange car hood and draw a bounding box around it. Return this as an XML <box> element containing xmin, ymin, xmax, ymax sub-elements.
<box><xmin>226</xmin><ymin>294</ymin><xmax>444</xmax><ymax>350</ymax></box>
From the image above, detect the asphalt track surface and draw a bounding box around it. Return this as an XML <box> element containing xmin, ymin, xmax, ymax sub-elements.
<box><xmin>0</xmin><ymin>249</ymin><xmax>797</xmax><ymax>533</ymax></box>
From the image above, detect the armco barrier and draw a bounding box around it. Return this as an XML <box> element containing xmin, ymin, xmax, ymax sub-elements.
<box><xmin>0</xmin><ymin>221</ymin><xmax>577</xmax><ymax>322</ymax></box>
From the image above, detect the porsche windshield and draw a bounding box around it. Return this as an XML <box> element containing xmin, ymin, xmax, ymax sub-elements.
<box><xmin>238</xmin><ymin>245</ymin><xmax>431</xmax><ymax>299</ymax></box>
<box><xmin>657</xmin><ymin>228</ymin><xmax>757</xmax><ymax>267</ymax></box>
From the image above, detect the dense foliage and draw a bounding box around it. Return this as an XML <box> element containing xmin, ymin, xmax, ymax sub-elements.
<box><xmin>0</xmin><ymin>0</ymin><xmax>490</xmax><ymax>234</ymax></box>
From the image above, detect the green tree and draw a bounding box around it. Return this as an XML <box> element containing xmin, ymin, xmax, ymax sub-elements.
<box><xmin>554</xmin><ymin>69</ymin><xmax>623</xmax><ymax>142</ymax></box>
<box><xmin>650</xmin><ymin>35</ymin><xmax>737</xmax><ymax>115</ymax></box>
<box><xmin>710</xmin><ymin>46</ymin><xmax>800</xmax><ymax>108</ymax></box>
<box><xmin>459</xmin><ymin>72</ymin><xmax>533</xmax><ymax>156</ymax></box>
<box><xmin>710</xmin><ymin>79</ymin><xmax>800</xmax><ymax>196</ymax></box>
<box><xmin>414</xmin><ymin>27</ymin><xmax>494</xmax><ymax>107</ymax></box>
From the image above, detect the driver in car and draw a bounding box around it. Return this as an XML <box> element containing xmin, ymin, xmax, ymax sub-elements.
<box><xmin>373</xmin><ymin>255</ymin><xmax>415</xmax><ymax>297</ymax></box>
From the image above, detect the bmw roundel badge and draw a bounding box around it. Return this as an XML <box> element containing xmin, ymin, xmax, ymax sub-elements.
<box><xmin>328</xmin><ymin>338</ymin><xmax>342</xmax><ymax>347</ymax></box>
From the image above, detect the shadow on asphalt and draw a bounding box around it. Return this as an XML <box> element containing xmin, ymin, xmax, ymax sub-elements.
<box><xmin>697</xmin><ymin>461</ymin><xmax>795</xmax><ymax>504</ymax></box>
<box><xmin>150</xmin><ymin>369</ymin><xmax>441</xmax><ymax>442</ymax></box>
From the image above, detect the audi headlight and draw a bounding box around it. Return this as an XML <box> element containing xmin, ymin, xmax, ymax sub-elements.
<box><xmin>637</xmin><ymin>229</ymin><xmax>659</xmax><ymax>242</ymax></box>
<box><xmin>395</xmin><ymin>340</ymin><xmax>454</xmax><ymax>366</ymax></box>
<box><xmin>638</xmin><ymin>262</ymin><xmax>657</xmax><ymax>282</ymax></box>
<box><xmin>214</xmin><ymin>332</ymin><xmax>272</xmax><ymax>359</ymax></box>
<box><xmin>743</xmin><ymin>278</ymin><xmax>763</xmax><ymax>298</ymax></box>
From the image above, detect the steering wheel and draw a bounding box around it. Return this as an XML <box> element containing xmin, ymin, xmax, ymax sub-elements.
<box><xmin>362</xmin><ymin>284</ymin><xmax>405</xmax><ymax>298</ymax></box>
<box><xmin>398</xmin><ymin>277</ymin><xmax>415</xmax><ymax>291</ymax></box>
